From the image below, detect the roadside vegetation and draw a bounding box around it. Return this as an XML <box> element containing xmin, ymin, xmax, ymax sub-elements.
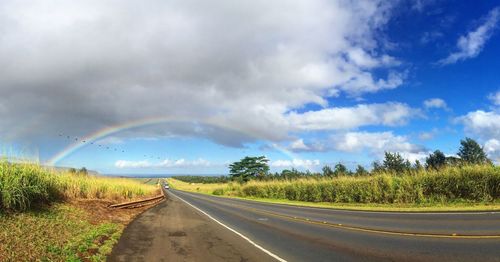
<box><xmin>0</xmin><ymin>161</ymin><xmax>157</xmax><ymax>211</ymax></box>
<box><xmin>170</xmin><ymin>138</ymin><xmax>500</xmax><ymax>210</ymax></box>
<box><xmin>171</xmin><ymin>175</ymin><xmax>229</xmax><ymax>184</ymax></box>
<box><xmin>0</xmin><ymin>160</ymin><xmax>158</xmax><ymax>260</ymax></box>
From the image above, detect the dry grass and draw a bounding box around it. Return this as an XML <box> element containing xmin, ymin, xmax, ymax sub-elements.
<box><xmin>168</xmin><ymin>178</ymin><xmax>240</xmax><ymax>195</ymax></box>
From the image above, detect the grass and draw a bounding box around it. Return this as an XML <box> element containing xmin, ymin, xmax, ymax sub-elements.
<box><xmin>168</xmin><ymin>165</ymin><xmax>500</xmax><ymax>211</ymax></box>
<box><xmin>167</xmin><ymin>179</ymin><xmax>236</xmax><ymax>195</ymax></box>
<box><xmin>0</xmin><ymin>203</ymin><xmax>123</xmax><ymax>261</ymax></box>
<box><xmin>0</xmin><ymin>160</ymin><xmax>160</xmax><ymax>261</ymax></box>
<box><xmin>0</xmin><ymin>160</ymin><xmax>158</xmax><ymax>211</ymax></box>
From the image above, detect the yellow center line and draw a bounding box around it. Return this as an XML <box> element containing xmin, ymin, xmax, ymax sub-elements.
<box><xmin>181</xmin><ymin>192</ymin><xmax>500</xmax><ymax>239</ymax></box>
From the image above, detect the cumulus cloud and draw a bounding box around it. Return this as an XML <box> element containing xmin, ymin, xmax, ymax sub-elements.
<box><xmin>330</xmin><ymin>131</ymin><xmax>427</xmax><ymax>158</ymax></box>
<box><xmin>115</xmin><ymin>160</ymin><xmax>152</xmax><ymax>169</ymax></box>
<box><xmin>423</xmin><ymin>98</ymin><xmax>448</xmax><ymax>110</ymax></box>
<box><xmin>438</xmin><ymin>7</ymin><xmax>500</xmax><ymax>65</ymax></box>
<box><xmin>286</xmin><ymin>102</ymin><xmax>414</xmax><ymax>131</ymax></box>
<box><xmin>459</xmin><ymin>110</ymin><xmax>500</xmax><ymax>140</ymax></box>
<box><xmin>484</xmin><ymin>139</ymin><xmax>500</xmax><ymax>161</ymax></box>
<box><xmin>458</xmin><ymin>110</ymin><xmax>500</xmax><ymax>160</ymax></box>
<box><xmin>270</xmin><ymin>159</ymin><xmax>320</xmax><ymax>169</ymax></box>
<box><xmin>115</xmin><ymin>158</ymin><xmax>211</xmax><ymax>169</ymax></box>
<box><xmin>0</xmin><ymin>0</ymin><xmax>405</xmax><ymax>154</ymax></box>
<box><xmin>289</xmin><ymin>139</ymin><xmax>310</xmax><ymax>151</ymax></box>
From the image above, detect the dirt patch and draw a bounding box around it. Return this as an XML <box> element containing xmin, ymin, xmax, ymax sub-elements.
<box><xmin>69</xmin><ymin>193</ymin><xmax>163</xmax><ymax>225</ymax></box>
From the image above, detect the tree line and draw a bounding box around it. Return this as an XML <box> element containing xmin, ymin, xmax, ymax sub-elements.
<box><xmin>227</xmin><ymin>137</ymin><xmax>492</xmax><ymax>182</ymax></box>
<box><xmin>170</xmin><ymin>175</ymin><xmax>229</xmax><ymax>184</ymax></box>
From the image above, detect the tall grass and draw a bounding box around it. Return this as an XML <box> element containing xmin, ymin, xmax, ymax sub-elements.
<box><xmin>238</xmin><ymin>165</ymin><xmax>500</xmax><ymax>204</ymax></box>
<box><xmin>0</xmin><ymin>161</ymin><xmax>158</xmax><ymax>211</ymax></box>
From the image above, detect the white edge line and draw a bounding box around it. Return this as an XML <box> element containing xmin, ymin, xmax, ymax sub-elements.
<box><xmin>169</xmin><ymin>191</ymin><xmax>287</xmax><ymax>262</ymax></box>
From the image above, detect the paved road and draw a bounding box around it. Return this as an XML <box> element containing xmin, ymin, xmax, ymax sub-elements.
<box><xmin>111</xmin><ymin>189</ymin><xmax>500</xmax><ymax>262</ymax></box>
<box><xmin>109</xmin><ymin>192</ymin><xmax>275</xmax><ymax>262</ymax></box>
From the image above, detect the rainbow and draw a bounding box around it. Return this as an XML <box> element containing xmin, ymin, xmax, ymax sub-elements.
<box><xmin>46</xmin><ymin>116</ymin><xmax>297</xmax><ymax>165</ymax></box>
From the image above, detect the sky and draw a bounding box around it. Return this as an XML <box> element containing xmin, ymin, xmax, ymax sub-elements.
<box><xmin>1</xmin><ymin>0</ymin><xmax>500</xmax><ymax>175</ymax></box>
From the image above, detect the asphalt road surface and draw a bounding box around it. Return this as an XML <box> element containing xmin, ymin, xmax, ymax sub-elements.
<box><xmin>110</xmin><ymin>189</ymin><xmax>500</xmax><ymax>262</ymax></box>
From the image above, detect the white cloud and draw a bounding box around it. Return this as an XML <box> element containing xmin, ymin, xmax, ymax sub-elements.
<box><xmin>438</xmin><ymin>7</ymin><xmax>500</xmax><ymax>65</ymax></box>
<box><xmin>0</xmin><ymin>0</ymin><xmax>405</xmax><ymax>151</ymax></box>
<box><xmin>458</xmin><ymin>110</ymin><xmax>500</xmax><ymax>160</ymax></box>
<box><xmin>423</xmin><ymin>98</ymin><xmax>448</xmax><ymax>110</ymax></box>
<box><xmin>488</xmin><ymin>90</ymin><xmax>500</xmax><ymax>106</ymax></box>
<box><xmin>339</xmin><ymin>71</ymin><xmax>405</xmax><ymax>95</ymax></box>
<box><xmin>115</xmin><ymin>160</ymin><xmax>151</xmax><ymax>169</ymax></box>
<box><xmin>286</xmin><ymin>102</ymin><xmax>414</xmax><ymax>131</ymax></box>
<box><xmin>289</xmin><ymin>139</ymin><xmax>310</xmax><ymax>151</ymax></box>
<box><xmin>346</xmin><ymin>48</ymin><xmax>400</xmax><ymax>68</ymax></box>
<box><xmin>459</xmin><ymin>110</ymin><xmax>500</xmax><ymax>140</ymax></box>
<box><xmin>400</xmin><ymin>151</ymin><xmax>429</xmax><ymax>164</ymax></box>
<box><xmin>330</xmin><ymin>131</ymin><xmax>426</xmax><ymax>158</ymax></box>
<box><xmin>485</xmin><ymin>139</ymin><xmax>500</xmax><ymax>161</ymax></box>
<box><xmin>270</xmin><ymin>159</ymin><xmax>320</xmax><ymax>169</ymax></box>
<box><xmin>115</xmin><ymin>158</ymin><xmax>212</xmax><ymax>169</ymax></box>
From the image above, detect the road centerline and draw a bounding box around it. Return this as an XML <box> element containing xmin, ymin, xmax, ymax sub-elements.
<box><xmin>174</xmin><ymin>189</ymin><xmax>500</xmax><ymax>239</ymax></box>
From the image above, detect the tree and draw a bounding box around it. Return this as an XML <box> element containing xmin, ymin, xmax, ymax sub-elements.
<box><xmin>371</xmin><ymin>161</ymin><xmax>384</xmax><ymax>173</ymax></box>
<box><xmin>413</xmin><ymin>160</ymin><xmax>424</xmax><ymax>171</ymax></box>
<box><xmin>354</xmin><ymin>165</ymin><xmax>369</xmax><ymax>176</ymax></box>
<box><xmin>229</xmin><ymin>156</ymin><xmax>270</xmax><ymax>182</ymax></box>
<box><xmin>445</xmin><ymin>156</ymin><xmax>462</xmax><ymax>166</ymax></box>
<box><xmin>425</xmin><ymin>150</ymin><xmax>446</xmax><ymax>170</ymax></box>
<box><xmin>383</xmin><ymin>152</ymin><xmax>409</xmax><ymax>174</ymax></box>
<box><xmin>333</xmin><ymin>163</ymin><xmax>349</xmax><ymax>177</ymax></box>
<box><xmin>457</xmin><ymin>138</ymin><xmax>489</xmax><ymax>165</ymax></box>
<box><xmin>78</xmin><ymin>167</ymin><xmax>88</xmax><ymax>175</ymax></box>
<box><xmin>322</xmin><ymin>165</ymin><xmax>334</xmax><ymax>177</ymax></box>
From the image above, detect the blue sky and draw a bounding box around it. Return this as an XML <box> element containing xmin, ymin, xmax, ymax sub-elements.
<box><xmin>1</xmin><ymin>0</ymin><xmax>500</xmax><ymax>175</ymax></box>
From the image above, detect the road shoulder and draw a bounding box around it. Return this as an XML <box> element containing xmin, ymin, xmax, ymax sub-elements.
<box><xmin>108</xmin><ymin>194</ymin><xmax>277</xmax><ymax>262</ymax></box>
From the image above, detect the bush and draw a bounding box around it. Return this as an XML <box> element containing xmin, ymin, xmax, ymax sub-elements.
<box><xmin>212</xmin><ymin>188</ymin><xmax>225</xmax><ymax>195</ymax></box>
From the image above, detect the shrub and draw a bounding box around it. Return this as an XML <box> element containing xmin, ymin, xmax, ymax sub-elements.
<box><xmin>212</xmin><ymin>188</ymin><xmax>225</xmax><ymax>195</ymax></box>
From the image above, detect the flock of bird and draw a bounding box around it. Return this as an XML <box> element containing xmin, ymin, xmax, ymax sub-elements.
<box><xmin>57</xmin><ymin>133</ymin><xmax>164</xmax><ymax>160</ymax></box>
